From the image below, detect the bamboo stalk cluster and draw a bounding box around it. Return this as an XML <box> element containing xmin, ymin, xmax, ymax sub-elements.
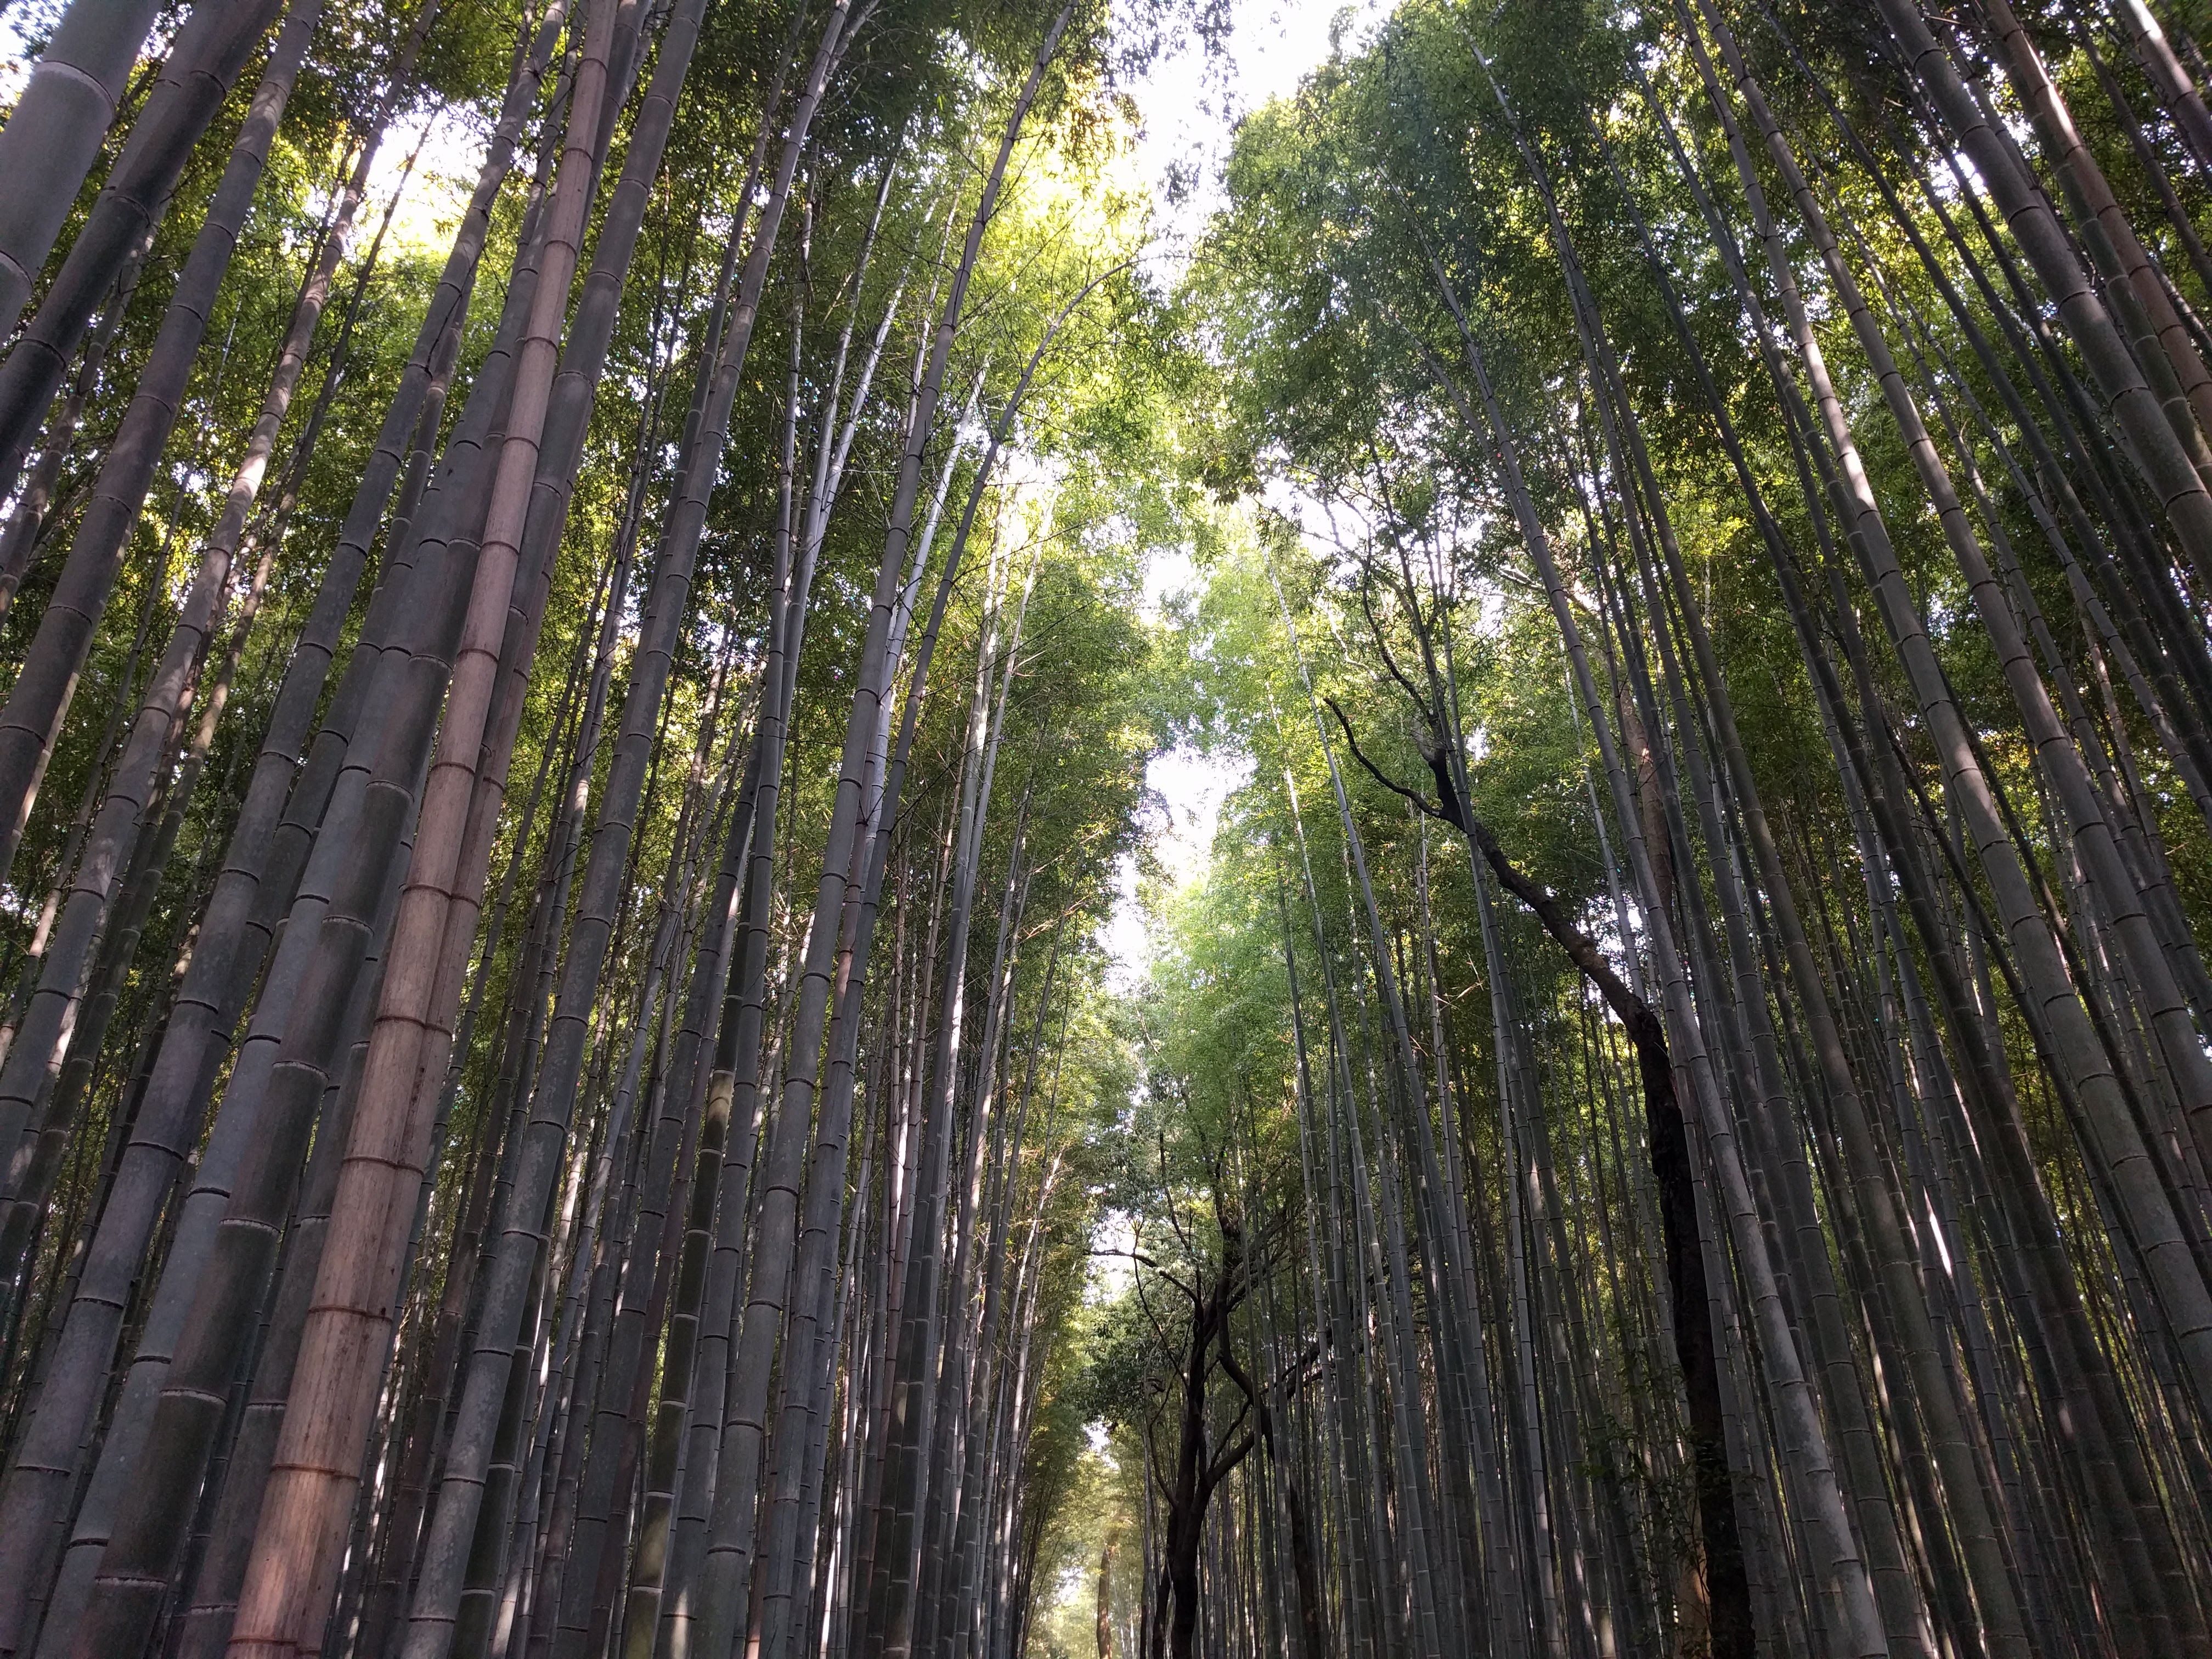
<box><xmin>1090</xmin><ymin>1</ymin><xmax>2212</xmax><ymax>1656</ymax></box>
<box><xmin>0</xmin><ymin>0</ymin><xmax>1152</xmax><ymax>1652</ymax></box>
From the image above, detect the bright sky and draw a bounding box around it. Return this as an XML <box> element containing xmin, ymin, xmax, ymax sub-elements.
<box><xmin>1096</xmin><ymin>0</ymin><xmax>1374</xmax><ymax>992</ymax></box>
<box><xmin>1097</xmin><ymin>549</ymin><xmax>1252</xmax><ymax>995</ymax></box>
<box><xmin>360</xmin><ymin>104</ymin><xmax>494</xmax><ymax>255</ymax></box>
<box><xmin>1125</xmin><ymin>0</ymin><xmax>1373</xmax><ymax>242</ymax></box>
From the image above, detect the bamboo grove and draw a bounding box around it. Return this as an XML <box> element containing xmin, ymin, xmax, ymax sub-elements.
<box><xmin>0</xmin><ymin>0</ymin><xmax>1172</xmax><ymax>1651</ymax></box>
<box><xmin>1088</xmin><ymin>0</ymin><xmax>2212</xmax><ymax>1655</ymax></box>
<box><xmin>1</xmin><ymin>0</ymin><xmax>2211</xmax><ymax>1652</ymax></box>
